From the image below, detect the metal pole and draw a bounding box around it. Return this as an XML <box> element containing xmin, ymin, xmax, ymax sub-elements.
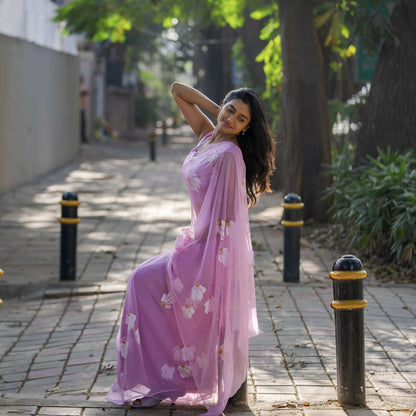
<box><xmin>59</xmin><ymin>192</ymin><xmax>80</xmax><ymax>281</ymax></box>
<box><xmin>0</xmin><ymin>268</ymin><xmax>4</xmax><ymax>306</ymax></box>
<box><xmin>162</xmin><ymin>121</ymin><xmax>168</xmax><ymax>146</ymax></box>
<box><xmin>329</xmin><ymin>254</ymin><xmax>367</xmax><ymax>407</ymax></box>
<box><xmin>281</xmin><ymin>193</ymin><xmax>304</xmax><ymax>283</ymax></box>
<box><xmin>149</xmin><ymin>130</ymin><xmax>156</xmax><ymax>161</ymax></box>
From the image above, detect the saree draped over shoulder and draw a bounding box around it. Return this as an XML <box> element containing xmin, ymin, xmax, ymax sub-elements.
<box><xmin>106</xmin><ymin>131</ymin><xmax>259</xmax><ymax>416</ymax></box>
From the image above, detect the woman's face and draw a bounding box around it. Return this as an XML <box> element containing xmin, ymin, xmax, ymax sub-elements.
<box><xmin>217</xmin><ymin>99</ymin><xmax>251</xmax><ymax>136</ymax></box>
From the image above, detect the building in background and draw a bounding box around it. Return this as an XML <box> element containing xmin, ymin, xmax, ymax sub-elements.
<box><xmin>0</xmin><ymin>0</ymin><xmax>99</xmax><ymax>193</ymax></box>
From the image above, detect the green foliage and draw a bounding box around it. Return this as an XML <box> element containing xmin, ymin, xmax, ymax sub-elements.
<box><xmin>231</xmin><ymin>38</ymin><xmax>250</xmax><ymax>87</ymax></box>
<box><xmin>208</xmin><ymin>0</ymin><xmax>247</xmax><ymax>29</ymax></box>
<box><xmin>326</xmin><ymin>147</ymin><xmax>416</xmax><ymax>266</ymax></box>
<box><xmin>335</xmin><ymin>0</ymin><xmax>396</xmax><ymax>55</ymax></box>
<box><xmin>53</xmin><ymin>0</ymin><xmax>134</xmax><ymax>42</ymax></box>
<box><xmin>250</xmin><ymin>4</ymin><xmax>281</xmax><ymax>119</ymax></box>
<box><xmin>314</xmin><ymin>2</ymin><xmax>357</xmax><ymax>60</ymax></box>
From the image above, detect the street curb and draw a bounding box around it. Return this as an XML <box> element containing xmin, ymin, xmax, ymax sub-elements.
<box><xmin>0</xmin><ymin>282</ymin><xmax>126</xmax><ymax>301</ymax></box>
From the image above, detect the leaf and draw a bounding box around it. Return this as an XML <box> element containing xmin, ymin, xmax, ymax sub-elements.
<box><xmin>250</xmin><ymin>4</ymin><xmax>277</xmax><ymax>21</ymax></box>
<box><xmin>315</xmin><ymin>9</ymin><xmax>335</xmax><ymax>29</ymax></box>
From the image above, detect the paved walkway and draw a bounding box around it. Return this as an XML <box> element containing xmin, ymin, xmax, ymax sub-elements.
<box><xmin>0</xmin><ymin>130</ymin><xmax>415</xmax><ymax>416</ymax></box>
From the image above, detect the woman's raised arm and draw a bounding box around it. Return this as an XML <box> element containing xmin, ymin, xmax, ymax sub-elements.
<box><xmin>171</xmin><ymin>82</ymin><xmax>220</xmax><ymax>140</ymax></box>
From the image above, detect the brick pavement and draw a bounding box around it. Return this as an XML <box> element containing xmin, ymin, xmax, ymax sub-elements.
<box><xmin>0</xmin><ymin>130</ymin><xmax>415</xmax><ymax>415</ymax></box>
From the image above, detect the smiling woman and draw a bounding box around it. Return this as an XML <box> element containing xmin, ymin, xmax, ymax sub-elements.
<box><xmin>106</xmin><ymin>82</ymin><xmax>275</xmax><ymax>416</ymax></box>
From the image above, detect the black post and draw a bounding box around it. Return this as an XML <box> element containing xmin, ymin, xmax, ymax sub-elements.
<box><xmin>162</xmin><ymin>121</ymin><xmax>168</xmax><ymax>146</ymax></box>
<box><xmin>281</xmin><ymin>193</ymin><xmax>304</xmax><ymax>283</ymax></box>
<box><xmin>0</xmin><ymin>268</ymin><xmax>3</xmax><ymax>306</ymax></box>
<box><xmin>228</xmin><ymin>379</ymin><xmax>247</xmax><ymax>406</ymax></box>
<box><xmin>149</xmin><ymin>130</ymin><xmax>156</xmax><ymax>161</ymax></box>
<box><xmin>329</xmin><ymin>254</ymin><xmax>367</xmax><ymax>407</ymax></box>
<box><xmin>59</xmin><ymin>192</ymin><xmax>80</xmax><ymax>281</ymax></box>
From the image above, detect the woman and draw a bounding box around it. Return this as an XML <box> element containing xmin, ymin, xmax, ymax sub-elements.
<box><xmin>106</xmin><ymin>82</ymin><xmax>275</xmax><ymax>415</ymax></box>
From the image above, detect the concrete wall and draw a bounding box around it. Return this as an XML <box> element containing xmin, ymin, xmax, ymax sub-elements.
<box><xmin>0</xmin><ymin>33</ymin><xmax>79</xmax><ymax>194</ymax></box>
<box><xmin>106</xmin><ymin>86</ymin><xmax>135</xmax><ymax>138</ymax></box>
<box><xmin>79</xmin><ymin>50</ymin><xmax>96</xmax><ymax>141</ymax></box>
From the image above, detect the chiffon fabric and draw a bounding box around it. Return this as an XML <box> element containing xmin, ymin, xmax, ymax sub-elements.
<box><xmin>106</xmin><ymin>131</ymin><xmax>259</xmax><ymax>415</ymax></box>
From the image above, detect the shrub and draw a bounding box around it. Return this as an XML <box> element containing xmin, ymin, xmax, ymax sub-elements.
<box><xmin>326</xmin><ymin>147</ymin><xmax>416</xmax><ymax>266</ymax></box>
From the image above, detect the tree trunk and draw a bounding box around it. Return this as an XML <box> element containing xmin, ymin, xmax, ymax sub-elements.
<box><xmin>278</xmin><ymin>0</ymin><xmax>332</xmax><ymax>222</ymax></box>
<box><xmin>354</xmin><ymin>0</ymin><xmax>416</xmax><ymax>165</ymax></box>
<box><xmin>239</xmin><ymin>8</ymin><xmax>267</xmax><ymax>90</ymax></box>
<box><xmin>193</xmin><ymin>25</ymin><xmax>233</xmax><ymax>104</ymax></box>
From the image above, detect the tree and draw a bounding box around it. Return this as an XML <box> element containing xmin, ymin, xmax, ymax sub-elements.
<box><xmin>54</xmin><ymin>0</ymin><xmax>247</xmax><ymax>106</ymax></box>
<box><xmin>354</xmin><ymin>0</ymin><xmax>416</xmax><ymax>164</ymax></box>
<box><xmin>193</xmin><ymin>25</ymin><xmax>234</xmax><ymax>103</ymax></box>
<box><xmin>278</xmin><ymin>0</ymin><xmax>332</xmax><ymax>222</ymax></box>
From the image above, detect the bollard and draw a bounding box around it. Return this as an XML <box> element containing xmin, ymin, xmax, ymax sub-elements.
<box><xmin>148</xmin><ymin>130</ymin><xmax>156</xmax><ymax>161</ymax></box>
<box><xmin>329</xmin><ymin>254</ymin><xmax>367</xmax><ymax>407</ymax></box>
<box><xmin>162</xmin><ymin>121</ymin><xmax>168</xmax><ymax>146</ymax></box>
<box><xmin>281</xmin><ymin>193</ymin><xmax>304</xmax><ymax>283</ymax></box>
<box><xmin>0</xmin><ymin>268</ymin><xmax>3</xmax><ymax>305</ymax></box>
<box><xmin>228</xmin><ymin>379</ymin><xmax>247</xmax><ymax>406</ymax></box>
<box><xmin>59</xmin><ymin>192</ymin><xmax>80</xmax><ymax>281</ymax></box>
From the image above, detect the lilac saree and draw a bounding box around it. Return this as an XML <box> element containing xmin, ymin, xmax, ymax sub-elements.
<box><xmin>106</xmin><ymin>131</ymin><xmax>259</xmax><ymax>415</ymax></box>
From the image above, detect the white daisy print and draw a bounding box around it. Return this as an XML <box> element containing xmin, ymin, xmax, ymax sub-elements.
<box><xmin>204</xmin><ymin>296</ymin><xmax>214</xmax><ymax>314</ymax></box>
<box><xmin>161</xmin><ymin>293</ymin><xmax>173</xmax><ymax>309</ymax></box>
<box><xmin>181</xmin><ymin>345</ymin><xmax>196</xmax><ymax>361</ymax></box>
<box><xmin>206</xmin><ymin>150</ymin><xmax>219</xmax><ymax>163</ymax></box>
<box><xmin>225</xmin><ymin>220</ymin><xmax>235</xmax><ymax>238</ymax></box>
<box><xmin>134</xmin><ymin>327</ymin><xmax>141</xmax><ymax>345</ymax></box>
<box><xmin>217</xmin><ymin>220</ymin><xmax>225</xmax><ymax>240</ymax></box>
<box><xmin>126</xmin><ymin>312</ymin><xmax>136</xmax><ymax>331</ymax></box>
<box><xmin>182</xmin><ymin>303</ymin><xmax>195</xmax><ymax>319</ymax></box>
<box><xmin>191</xmin><ymin>283</ymin><xmax>206</xmax><ymax>302</ymax></box>
<box><xmin>196</xmin><ymin>352</ymin><xmax>208</xmax><ymax>369</ymax></box>
<box><xmin>173</xmin><ymin>345</ymin><xmax>183</xmax><ymax>361</ymax></box>
<box><xmin>120</xmin><ymin>339</ymin><xmax>127</xmax><ymax>359</ymax></box>
<box><xmin>217</xmin><ymin>220</ymin><xmax>235</xmax><ymax>241</ymax></box>
<box><xmin>172</xmin><ymin>278</ymin><xmax>184</xmax><ymax>293</ymax></box>
<box><xmin>177</xmin><ymin>364</ymin><xmax>192</xmax><ymax>379</ymax></box>
<box><xmin>187</xmin><ymin>174</ymin><xmax>201</xmax><ymax>192</ymax></box>
<box><xmin>161</xmin><ymin>363</ymin><xmax>175</xmax><ymax>380</ymax></box>
<box><xmin>218</xmin><ymin>247</ymin><xmax>230</xmax><ymax>266</ymax></box>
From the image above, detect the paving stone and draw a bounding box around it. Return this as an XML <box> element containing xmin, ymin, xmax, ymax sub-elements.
<box><xmin>37</xmin><ymin>408</ymin><xmax>82</xmax><ymax>415</ymax></box>
<box><xmin>0</xmin><ymin>406</ymin><xmax>38</xmax><ymax>415</ymax></box>
<box><xmin>0</xmin><ymin>381</ymin><xmax>22</xmax><ymax>392</ymax></box>
<box><xmin>82</xmin><ymin>409</ymin><xmax>127</xmax><ymax>416</ymax></box>
<box><xmin>346</xmin><ymin>410</ymin><xmax>390</xmax><ymax>416</ymax></box>
<box><xmin>259</xmin><ymin>411</ymin><xmax>303</xmax><ymax>416</ymax></box>
<box><xmin>28</xmin><ymin>367</ymin><xmax>62</xmax><ymax>380</ymax></box>
<box><xmin>1</xmin><ymin>136</ymin><xmax>415</xmax><ymax>415</ymax></box>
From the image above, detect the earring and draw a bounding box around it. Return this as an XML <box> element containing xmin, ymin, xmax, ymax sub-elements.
<box><xmin>241</xmin><ymin>130</ymin><xmax>245</xmax><ymax>136</ymax></box>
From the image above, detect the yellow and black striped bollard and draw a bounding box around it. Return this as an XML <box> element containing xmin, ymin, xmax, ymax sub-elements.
<box><xmin>281</xmin><ymin>193</ymin><xmax>304</xmax><ymax>283</ymax></box>
<box><xmin>0</xmin><ymin>268</ymin><xmax>4</xmax><ymax>305</ymax></box>
<box><xmin>59</xmin><ymin>192</ymin><xmax>81</xmax><ymax>281</ymax></box>
<box><xmin>329</xmin><ymin>254</ymin><xmax>367</xmax><ymax>407</ymax></box>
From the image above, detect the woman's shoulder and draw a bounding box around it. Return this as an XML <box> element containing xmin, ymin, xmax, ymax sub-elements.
<box><xmin>214</xmin><ymin>141</ymin><xmax>245</xmax><ymax>170</ymax></box>
<box><xmin>217</xmin><ymin>140</ymin><xmax>243</xmax><ymax>158</ymax></box>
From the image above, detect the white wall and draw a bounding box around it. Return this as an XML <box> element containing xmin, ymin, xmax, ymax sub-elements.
<box><xmin>0</xmin><ymin>33</ymin><xmax>79</xmax><ymax>194</ymax></box>
<box><xmin>0</xmin><ymin>0</ymin><xmax>77</xmax><ymax>55</ymax></box>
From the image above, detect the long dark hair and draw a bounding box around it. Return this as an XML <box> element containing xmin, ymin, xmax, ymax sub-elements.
<box><xmin>222</xmin><ymin>88</ymin><xmax>276</xmax><ymax>207</ymax></box>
